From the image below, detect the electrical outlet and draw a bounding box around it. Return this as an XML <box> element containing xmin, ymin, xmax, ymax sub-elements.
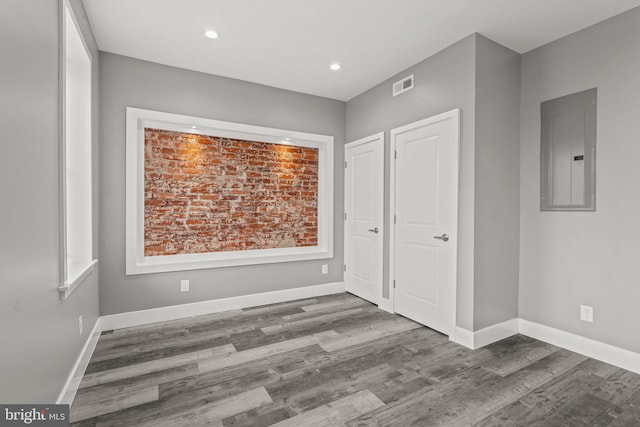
<box><xmin>78</xmin><ymin>315</ymin><xmax>83</xmax><ymax>336</ymax></box>
<box><xmin>321</xmin><ymin>264</ymin><xmax>328</xmax><ymax>275</ymax></box>
<box><xmin>181</xmin><ymin>280</ymin><xmax>190</xmax><ymax>292</ymax></box>
<box><xmin>580</xmin><ymin>305</ymin><xmax>594</xmax><ymax>322</ymax></box>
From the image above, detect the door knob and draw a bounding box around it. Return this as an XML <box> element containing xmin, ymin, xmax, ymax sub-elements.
<box><xmin>433</xmin><ymin>233</ymin><xmax>449</xmax><ymax>242</ymax></box>
<box><xmin>368</xmin><ymin>227</ymin><xmax>379</xmax><ymax>234</ymax></box>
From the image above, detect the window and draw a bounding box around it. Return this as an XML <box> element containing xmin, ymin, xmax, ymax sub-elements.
<box><xmin>126</xmin><ymin>108</ymin><xmax>334</xmax><ymax>275</ymax></box>
<box><xmin>59</xmin><ymin>0</ymin><xmax>96</xmax><ymax>300</ymax></box>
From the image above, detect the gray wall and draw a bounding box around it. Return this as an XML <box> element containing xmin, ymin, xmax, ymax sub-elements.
<box><xmin>519</xmin><ymin>7</ymin><xmax>640</xmax><ymax>353</ymax></box>
<box><xmin>99</xmin><ymin>53</ymin><xmax>345</xmax><ymax>315</ymax></box>
<box><xmin>473</xmin><ymin>36</ymin><xmax>521</xmax><ymax>330</ymax></box>
<box><xmin>346</xmin><ymin>34</ymin><xmax>521</xmax><ymax>332</ymax></box>
<box><xmin>0</xmin><ymin>0</ymin><xmax>100</xmax><ymax>403</ymax></box>
<box><xmin>346</xmin><ymin>35</ymin><xmax>477</xmax><ymax>330</ymax></box>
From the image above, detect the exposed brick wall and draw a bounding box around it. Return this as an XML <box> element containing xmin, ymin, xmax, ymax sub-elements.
<box><xmin>144</xmin><ymin>128</ymin><xmax>319</xmax><ymax>256</ymax></box>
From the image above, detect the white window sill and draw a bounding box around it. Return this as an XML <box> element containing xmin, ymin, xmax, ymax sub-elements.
<box><xmin>59</xmin><ymin>259</ymin><xmax>98</xmax><ymax>301</ymax></box>
<box><xmin>127</xmin><ymin>247</ymin><xmax>332</xmax><ymax>275</ymax></box>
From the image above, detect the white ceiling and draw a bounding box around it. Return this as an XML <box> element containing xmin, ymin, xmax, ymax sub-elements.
<box><xmin>83</xmin><ymin>0</ymin><xmax>640</xmax><ymax>101</ymax></box>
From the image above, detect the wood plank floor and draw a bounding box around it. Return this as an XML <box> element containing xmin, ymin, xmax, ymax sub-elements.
<box><xmin>70</xmin><ymin>293</ymin><xmax>640</xmax><ymax>426</ymax></box>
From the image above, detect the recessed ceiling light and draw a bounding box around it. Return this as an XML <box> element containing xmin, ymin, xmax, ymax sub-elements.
<box><xmin>191</xmin><ymin>125</ymin><xmax>197</xmax><ymax>129</ymax></box>
<box><xmin>330</xmin><ymin>63</ymin><xmax>341</xmax><ymax>71</ymax></box>
<box><xmin>205</xmin><ymin>30</ymin><xmax>219</xmax><ymax>39</ymax></box>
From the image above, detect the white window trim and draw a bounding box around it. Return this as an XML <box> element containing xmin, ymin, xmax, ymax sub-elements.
<box><xmin>125</xmin><ymin>107</ymin><xmax>334</xmax><ymax>275</ymax></box>
<box><xmin>58</xmin><ymin>0</ymin><xmax>97</xmax><ymax>300</ymax></box>
<box><xmin>59</xmin><ymin>260</ymin><xmax>98</xmax><ymax>301</ymax></box>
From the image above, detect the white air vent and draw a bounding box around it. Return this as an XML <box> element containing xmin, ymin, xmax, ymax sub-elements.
<box><xmin>392</xmin><ymin>74</ymin><xmax>414</xmax><ymax>97</ymax></box>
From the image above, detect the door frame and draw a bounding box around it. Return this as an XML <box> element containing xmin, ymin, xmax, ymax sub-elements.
<box><xmin>388</xmin><ymin>109</ymin><xmax>460</xmax><ymax>334</ymax></box>
<box><xmin>344</xmin><ymin>132</ymin><xmax>385</xmax><ymax>305</ymax></box>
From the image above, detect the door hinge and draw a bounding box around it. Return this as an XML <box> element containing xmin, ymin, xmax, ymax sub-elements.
<box><xmin>393</xmin><ymin>280</ymin><xmax>396</xmax><ymax>289</ymax></box>
<box><xmin>343</xmin><ymin>264</ymin><xmax>347</xmax><ymax>272</ymax></box>
<box><xmin>394</xmin><ymin>214</ymin><xmax>396</xmax><ymax>224</ymax></box>
<box><xmin>344</xmin><ymin>161</ymin><xmax>347</xmax><ymax>169</ymax></box>
<box><xmin>394</xmin><ymin>150</ymin><xmax>397</xmax><ymax>159</ymax></box>
<box><xmin>344</xmin><ymin>212</ymin><xmax>347</xmax><ymax>220</ymax></box>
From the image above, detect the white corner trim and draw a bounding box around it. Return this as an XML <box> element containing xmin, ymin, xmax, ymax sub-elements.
<box><xmin>451</xmin><ymin>319</ymin><xmax>521</xmax><ymax>350</ymax></box>
<box><xmin>377</xmin><ymin>297</ymin><xmax>394</xmax><ymax>314</ymax></box>
<box><xmin>451</xmin><ymin>326</ymin><xmax>475</xmax><ymax>349</ymax></box>
<box><xmin>101</xmin><ymin>282</ymin><xmax>345</xmax><ymax>331</ymax></box>
<box><xmin>57</xmin><ymin>317</ymin><xmax>102</xmax><ymax>406</ymax></box>
<box><xmin>519</xmin><ymin>319</ymin><xmax>640</xmax><ymax>376</ymax></box>
<box><xmin>474</xmin><ymin>318</ymin><xmax>520</xmax><ymax>349</ymax></box>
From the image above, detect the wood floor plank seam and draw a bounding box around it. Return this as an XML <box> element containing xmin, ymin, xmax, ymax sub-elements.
<box><xmin>260</xmin><ymin>307</ymin><xmax>365</xmax><ymax>334</ymax></box>
<box><xmin>70</xmin><ymin>384</ymin><xmax>159</xmax><ymax>423</ymax></box>
<box><xmin>80</xmin><ymin>344</ymin><xmax>237</xmax><ymax>389</ymax></box>
<box><xmin>197</xmin><ymin>330</ymin><xmax>338</xmax><ymax>374</ymax></box>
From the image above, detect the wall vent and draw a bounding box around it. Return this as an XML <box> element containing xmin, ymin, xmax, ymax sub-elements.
<box><xmin>392</xmin><ymin>74</ymin><xmax>414</xmax><ymax>97</ymax></box>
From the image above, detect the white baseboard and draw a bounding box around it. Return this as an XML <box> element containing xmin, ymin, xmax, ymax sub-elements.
<box><xmin>101</xmin><ymin>282</ymin><xmax>345</xmax><ymax>331</ymax></box>
<box><xmin>57</xmin><ymin>282</ymin><xmax>344</xmax><ymax>405</ymax></box>
<box><xmin>57</xmin><ymin>317</ymin><xmax>102</xmax><ymax>406</ymax></box>
<box><xmin>474</xmin><ymin>318</ymin><xmax>520</xmax><ymax>348</ymax></box>
<box><xmin>450</xmin><ymin>317</ymin><xmax>640</xmax><ymax>375</ymax></box>
<box><xmin>57</xmin><ymin>287</ymin><xmax>640</xmax><ymax>407</ymax></box>
<box><xmin>451</xmin><ymin>318</ymin><xmax>519</xmax><ymax>350</ymax></box>
<box><xmin>377</xmin><ymin>297</ymin><xmax>394</xmax><ymax>314</ymax></box>
<box><xmin>519</xmin><ymin>319</ymin><xmax>640</xmax><ymax>376</ymax></box>
<box><xmin>451</xmin><ymin>326</ymin><xmax>475</xmax><ymax>349</ymax></box>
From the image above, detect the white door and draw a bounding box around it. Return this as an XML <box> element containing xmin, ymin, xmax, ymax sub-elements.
<box><xmin>390</xmin><ymin>110</ymin><xmax>459</xmax><ymax>336</ymax></box>
<box><xmin>344</xmin><ymin>133</ymin><xmax>384</xmax><ymax>305</ymax></box>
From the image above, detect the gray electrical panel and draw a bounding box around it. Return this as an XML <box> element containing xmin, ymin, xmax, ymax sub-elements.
<box><xmin>540</xmin><ymin>88</ymin><xmax>597</xmax><ymax>211</ymax></box>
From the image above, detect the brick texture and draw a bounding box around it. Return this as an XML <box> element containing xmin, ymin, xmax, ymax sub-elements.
<box><xmin>144</xmin><ymin>128</ymin><xmax>319</xmax><ymax>256</ymax></box>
